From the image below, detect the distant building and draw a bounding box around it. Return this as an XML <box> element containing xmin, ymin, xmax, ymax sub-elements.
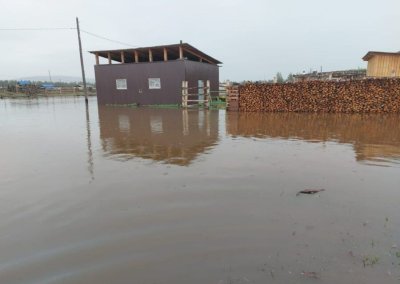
<box><xmin>90</xmin><ymin>43</ymin><xmax>221</xmax><ymax>105</ymax></box>
<box><xmin>293</xmin><ymin>69</ymin><xmax>366</xmax><ymax>82</ymax></box>
<box><xmin>362</xmin><ymin>51</ymin><xmax>400</xmax><ymax>78</ymax></box>
<box><xmin>17</xmin><ymin>80</ymin><xmax>32</xmax><ymax>86</ymax></box>
<box><xmin>41</xmin><ymin>83</ymin><xmax>55</xmax><ymax>90</ymax></box>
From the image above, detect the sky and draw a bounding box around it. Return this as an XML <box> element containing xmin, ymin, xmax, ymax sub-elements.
<box><xmin>0</xmin><ymin>0</ymin><xmax>399</xmax><ymax>82</ymax></box>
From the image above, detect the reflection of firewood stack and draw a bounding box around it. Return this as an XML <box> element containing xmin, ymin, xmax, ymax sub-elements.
<box><xmin>238</xmin><ymin>78</ymin><xmax>400</xmax><ymax>113</ymax></box>
<box><xmin>226</xmin><ymin>85</ymin><xmax>239</xmax><ymax>111</ymax></box>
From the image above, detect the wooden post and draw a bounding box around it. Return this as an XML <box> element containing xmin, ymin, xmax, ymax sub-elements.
<box><xmin>179</xmin><ymin>45</ymin><xmax>183</xmax><ymax>60</ymax></box>
<box><xmin>182</xmin><ymin>81</ymin><xmax>189</xmax><ymax>107</ymax></box>
<box><xmin>120</xmin><ymin>51</ymin><xmax>125</xmax><ymax>63</ymax></box>
<box><xmin>134</xmin><ymin>51</ymin><xmax>139</xmax><ymax>63</ymax></box>
<box><xmin>182</xmin><ymin>109</ymin><xmax>189</xmax><ymax>135</ymax></box>
<box><xmin>182</xmin><ymin>81</ymin><xmax>185</xmax><ymax>107</ymax></box>
<box><xmin>95</xmin><ymin>53</ymin><xmax>99</xmax><ymax>65</ymax></box>
<box><xmin>108</xmin><ymin>52</ymin><xmax>112</xmax><ymax>64</ymax></box>
<box><xmin>163</xmin><ymin>48</ymin><xmax>168</xmax><ymax>61</ymax></box>
<box><xmin>185</xmin><ymin>81</ymin><xmax>189</xmax><ymax>107</ymax></box>
<box><xmin>149</xmin><ymin>49</ymin><xmax>153</xmax><ymax>62</ymax></box>
<box><xmin>76</xmin><ymin>17</ymin><xmax>88</xmax><ymax>104</ymax></box>
<box><xmin>205</xmin><ymin>80</ymin><xmax>210</xmax><ymax>108</ymax></box>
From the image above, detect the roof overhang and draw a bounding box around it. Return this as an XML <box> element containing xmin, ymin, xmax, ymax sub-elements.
<box><xmin>362</xmin><ymin>51</ymin><xmax>400</xmax><ymax>61</ymax></box>
<box><xmin>89</xmin><ymin>43</ymin><xmax>222</xmax><ymax>65</ymax></box>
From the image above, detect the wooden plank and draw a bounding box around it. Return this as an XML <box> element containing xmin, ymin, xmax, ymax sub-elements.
<box><xmin>179</xmin><ymin>45</ymin><xmax>183</xmax><ymax>60</ymax></box>
<box><xmin>206</xmin><ymin>80</ymin><xmax>211</xmax><ymax>108</ymax></box>
<box><xmin>367</xmin><ymin>55</ymin><xmax>400</xmax><ymax>77</ymax></box>
<box><xmin>149</xmin><ymin>49</ymin><xmax>153</xmax><ymax>62</ymax></box>
<box><xmin>134</xmin><ymin>51</ymin><xmax>139</xmax><ymax>63</ymax></box>
<box><xmin>163</xmin><ymin>48</ymin><xmax>168</xmax><ymax>61</ymax></box>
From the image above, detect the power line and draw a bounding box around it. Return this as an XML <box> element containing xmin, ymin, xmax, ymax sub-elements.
<box><xmin>0</xmin><ymin>27</ymin><xmax>75</xmax><ymax>31</ymax></box>
<box><xmin>80</xmin><ymin>29</ymin><xmax>138</xmax><ymax>48</ymax></box>
<box><xmin>0</xmin><ymin>25</ymin><xmax>139</xmax><ymax>47</ymax></box>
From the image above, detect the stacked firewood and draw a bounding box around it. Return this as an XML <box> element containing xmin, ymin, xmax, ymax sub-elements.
<box><xmin>238</xmin><ymin>78</ymin><xmax>400</xmax><ymax>113</ymax></box>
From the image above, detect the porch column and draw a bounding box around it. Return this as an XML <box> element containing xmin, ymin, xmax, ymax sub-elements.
<box><xmin>134</xmin><ymin>51</ymin><xmax>139</xmax><ymax>63</ymax></box>
<box><xmin>163</xmin><ymin>48</ymin><xmax>168</xmax><ymax>61</ymax></box>
<box><xmin>120</xmin><ymin>51</ymin><xmax>125</xmax><ymax>63</ymax></box>
<box><xmin>179</xmin><ymin>45</ymin><xmax>183</xmax><ymax>60</ymax></box>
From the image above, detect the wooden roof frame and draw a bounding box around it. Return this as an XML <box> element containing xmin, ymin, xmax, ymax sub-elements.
<box><xmin>90</xmin><ymin>43</ymin><xmax>222</xmax><ymax>65</ymax></box>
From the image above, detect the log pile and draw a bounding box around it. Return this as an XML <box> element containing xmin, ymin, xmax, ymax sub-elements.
<box><xmin>238</xmin><ymin>78</ymin><xmax>400</xmax><ymax>113</ymax></box>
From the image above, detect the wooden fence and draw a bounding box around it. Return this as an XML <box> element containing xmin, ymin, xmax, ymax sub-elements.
<box><xmin>181</xmin><ymin>80</ymin><xmax>211</xmax><ymax>108</ymax></box>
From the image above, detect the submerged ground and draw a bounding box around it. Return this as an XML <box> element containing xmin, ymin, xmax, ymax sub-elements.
<box><xmin>0</xmin><ymin>97</ymin><xmax>399</xmax><ymax>284</ymax></box>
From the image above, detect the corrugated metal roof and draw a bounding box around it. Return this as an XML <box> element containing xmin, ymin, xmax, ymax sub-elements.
<box><xmin>89</xmin><ymin>43</ymin><xmax>222</xmax><ymax>65</ymax></box>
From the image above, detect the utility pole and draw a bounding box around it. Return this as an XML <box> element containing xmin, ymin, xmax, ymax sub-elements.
<box><xmin>76</xmin><ymin>17</ymin><xmax>88</xmax><ymax>105</ymax></box>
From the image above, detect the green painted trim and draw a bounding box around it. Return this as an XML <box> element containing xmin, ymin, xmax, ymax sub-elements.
<box><xmin>142</xmin><ymin>104</ymin><xmax>181</xmax><ymax>109</ymax></box>
<box><xmin>105</xmin><ymin>103</ymin><xmax>138</xmax><ymax>108</ymax></box>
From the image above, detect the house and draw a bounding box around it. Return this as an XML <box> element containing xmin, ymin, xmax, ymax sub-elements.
<box><xmin>17</xmin><ymin>80</ymin><xmax>32</xmax><ymax>86</ymax></box>
<box><xmin>90</xmin><ymin>42</ymin><xmax>221</xmax><ymax>105</ymax></box>
<box><xmin>41</xmin><ymin>83</ymin><xmax>55</xmax><ymax>90</ymax></box>
<box><xmin>362</xmin><ymin>51</ymin><xmax>400</xmax><ymax>78</ymax></box>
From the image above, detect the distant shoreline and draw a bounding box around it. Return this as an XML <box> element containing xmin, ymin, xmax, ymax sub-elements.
<box><xmin>0</xmin><ymin>92</ymin><xmax>96</xmax><ymax>99</ymax></box>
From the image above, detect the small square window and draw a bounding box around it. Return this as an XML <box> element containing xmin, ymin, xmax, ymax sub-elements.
<box><xmin>148</xmin><ymin>78</ymin><xmax>161</xmax><ymax>89</ymax></box>
<box><xmin>116</xmin><ymin>79</ymin><xmax>127</xmax><ymax>90</ymax></box>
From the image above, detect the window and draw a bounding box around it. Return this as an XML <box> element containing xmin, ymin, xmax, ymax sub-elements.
<box><xmin>148</xmin><ymin>78</ymin><xmax>161</xmax><ymax>89</ymax></box>
<box><xmin>116</xmin><ymin>79</ymin><xmax>127</xmax><ymax>90</ymax></box>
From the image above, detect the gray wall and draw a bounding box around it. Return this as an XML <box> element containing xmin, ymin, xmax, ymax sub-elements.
<box><xmin>184</xmin><ymin>60</ymin><xmax>219</xmax><ymax>95</ymax></box>
<box><xmin>94</xmin><ymin>60</ymin><xmax>219</xmax><ymax>105</ymax></box>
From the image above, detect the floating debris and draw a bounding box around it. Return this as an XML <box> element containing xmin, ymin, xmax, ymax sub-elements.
<box><xmin>362</xmin><ymin>255</ymin><xmax>379</xmax><ymax>267</ymax></box>
<box><xmin>301</xmin><ymin>271</ymin><xmax>319</xmax><ymax>279</ymax></box>
<box><xmin>296</xmin><ymin>189</ymin><xmax>325</xmax><ymax>196</ymax></box>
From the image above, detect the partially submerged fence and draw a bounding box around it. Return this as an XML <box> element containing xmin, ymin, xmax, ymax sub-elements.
<box><xmin>181</xmin><ymin>80</ymin><xmax>211</xmax><ymax>108</ymax></box>
<box><xmin>226</xmin><ymin>85</ymin><xmax>239</xmax><ymax>111</ymax></box>
<box><xmin>237</xmin><ymin>78</ymin><xmax>400</xmax><ymax>113</ymax></box>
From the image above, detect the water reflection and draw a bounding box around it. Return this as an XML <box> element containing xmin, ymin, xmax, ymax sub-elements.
<box><xmin>226</xmin><ymin>112</ymin><xmax>400</xmax><ymax>166</ymax></box>
<box><xmin>98</xmin><ymin>107</ymin><xmax>219</xmax><ymax>165</ymax></box>
<box><xmin>85</xmin><ymin>103</ymin><xmax>94</xmax><ymax>180</ymax></box>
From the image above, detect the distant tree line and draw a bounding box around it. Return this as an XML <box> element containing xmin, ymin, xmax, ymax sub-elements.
<box><xmin>242</xmin><ymin>73</ymin><xmax>295</xmax><ymax>85</ymax></box>
<box><xmin>0</xmin><ymin>80</ymin><xmax>91</xmax><ymax>88</ymax></box>
<box><xmin>275</xmin><ymin>72</ymin><xmax>295</xmax><ymax>83</ymax></box>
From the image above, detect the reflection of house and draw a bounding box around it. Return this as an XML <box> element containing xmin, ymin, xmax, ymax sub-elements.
<box><xmin>90</xmin><ymin>43</ymin><xmax>221</xmax><ymax>105</ymax></box>
<box><xmin>98</xmin><ymin>107</ymin><xmax>219</xmax><ymax>166</ymax></box>
<box><xmin>363</xmin><ymin>51</ymin><xmax>400</xmax><ymax>78</ymax></box>
<box><xmin>226</xmin><ymin>112</ymin><xmax>400</xmax><ymax>164</ymax></box>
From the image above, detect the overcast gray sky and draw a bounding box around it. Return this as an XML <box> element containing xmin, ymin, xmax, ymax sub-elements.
<box><xmin>1</xmin><ymin>0</ymin><xmax>399</xmax><ymax>81</ymax></box>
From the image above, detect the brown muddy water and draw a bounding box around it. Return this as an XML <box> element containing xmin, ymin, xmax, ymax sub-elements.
<box><xmin>0</xmin><ymin>97</ymin><xmax>399</xmax><ymax>284</ymax></box>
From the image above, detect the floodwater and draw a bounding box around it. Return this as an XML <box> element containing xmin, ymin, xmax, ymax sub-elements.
<box><xmin>0</xmin><ymin>97</ymin><xmax>399</xmax><ymax>284</ymax></box>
